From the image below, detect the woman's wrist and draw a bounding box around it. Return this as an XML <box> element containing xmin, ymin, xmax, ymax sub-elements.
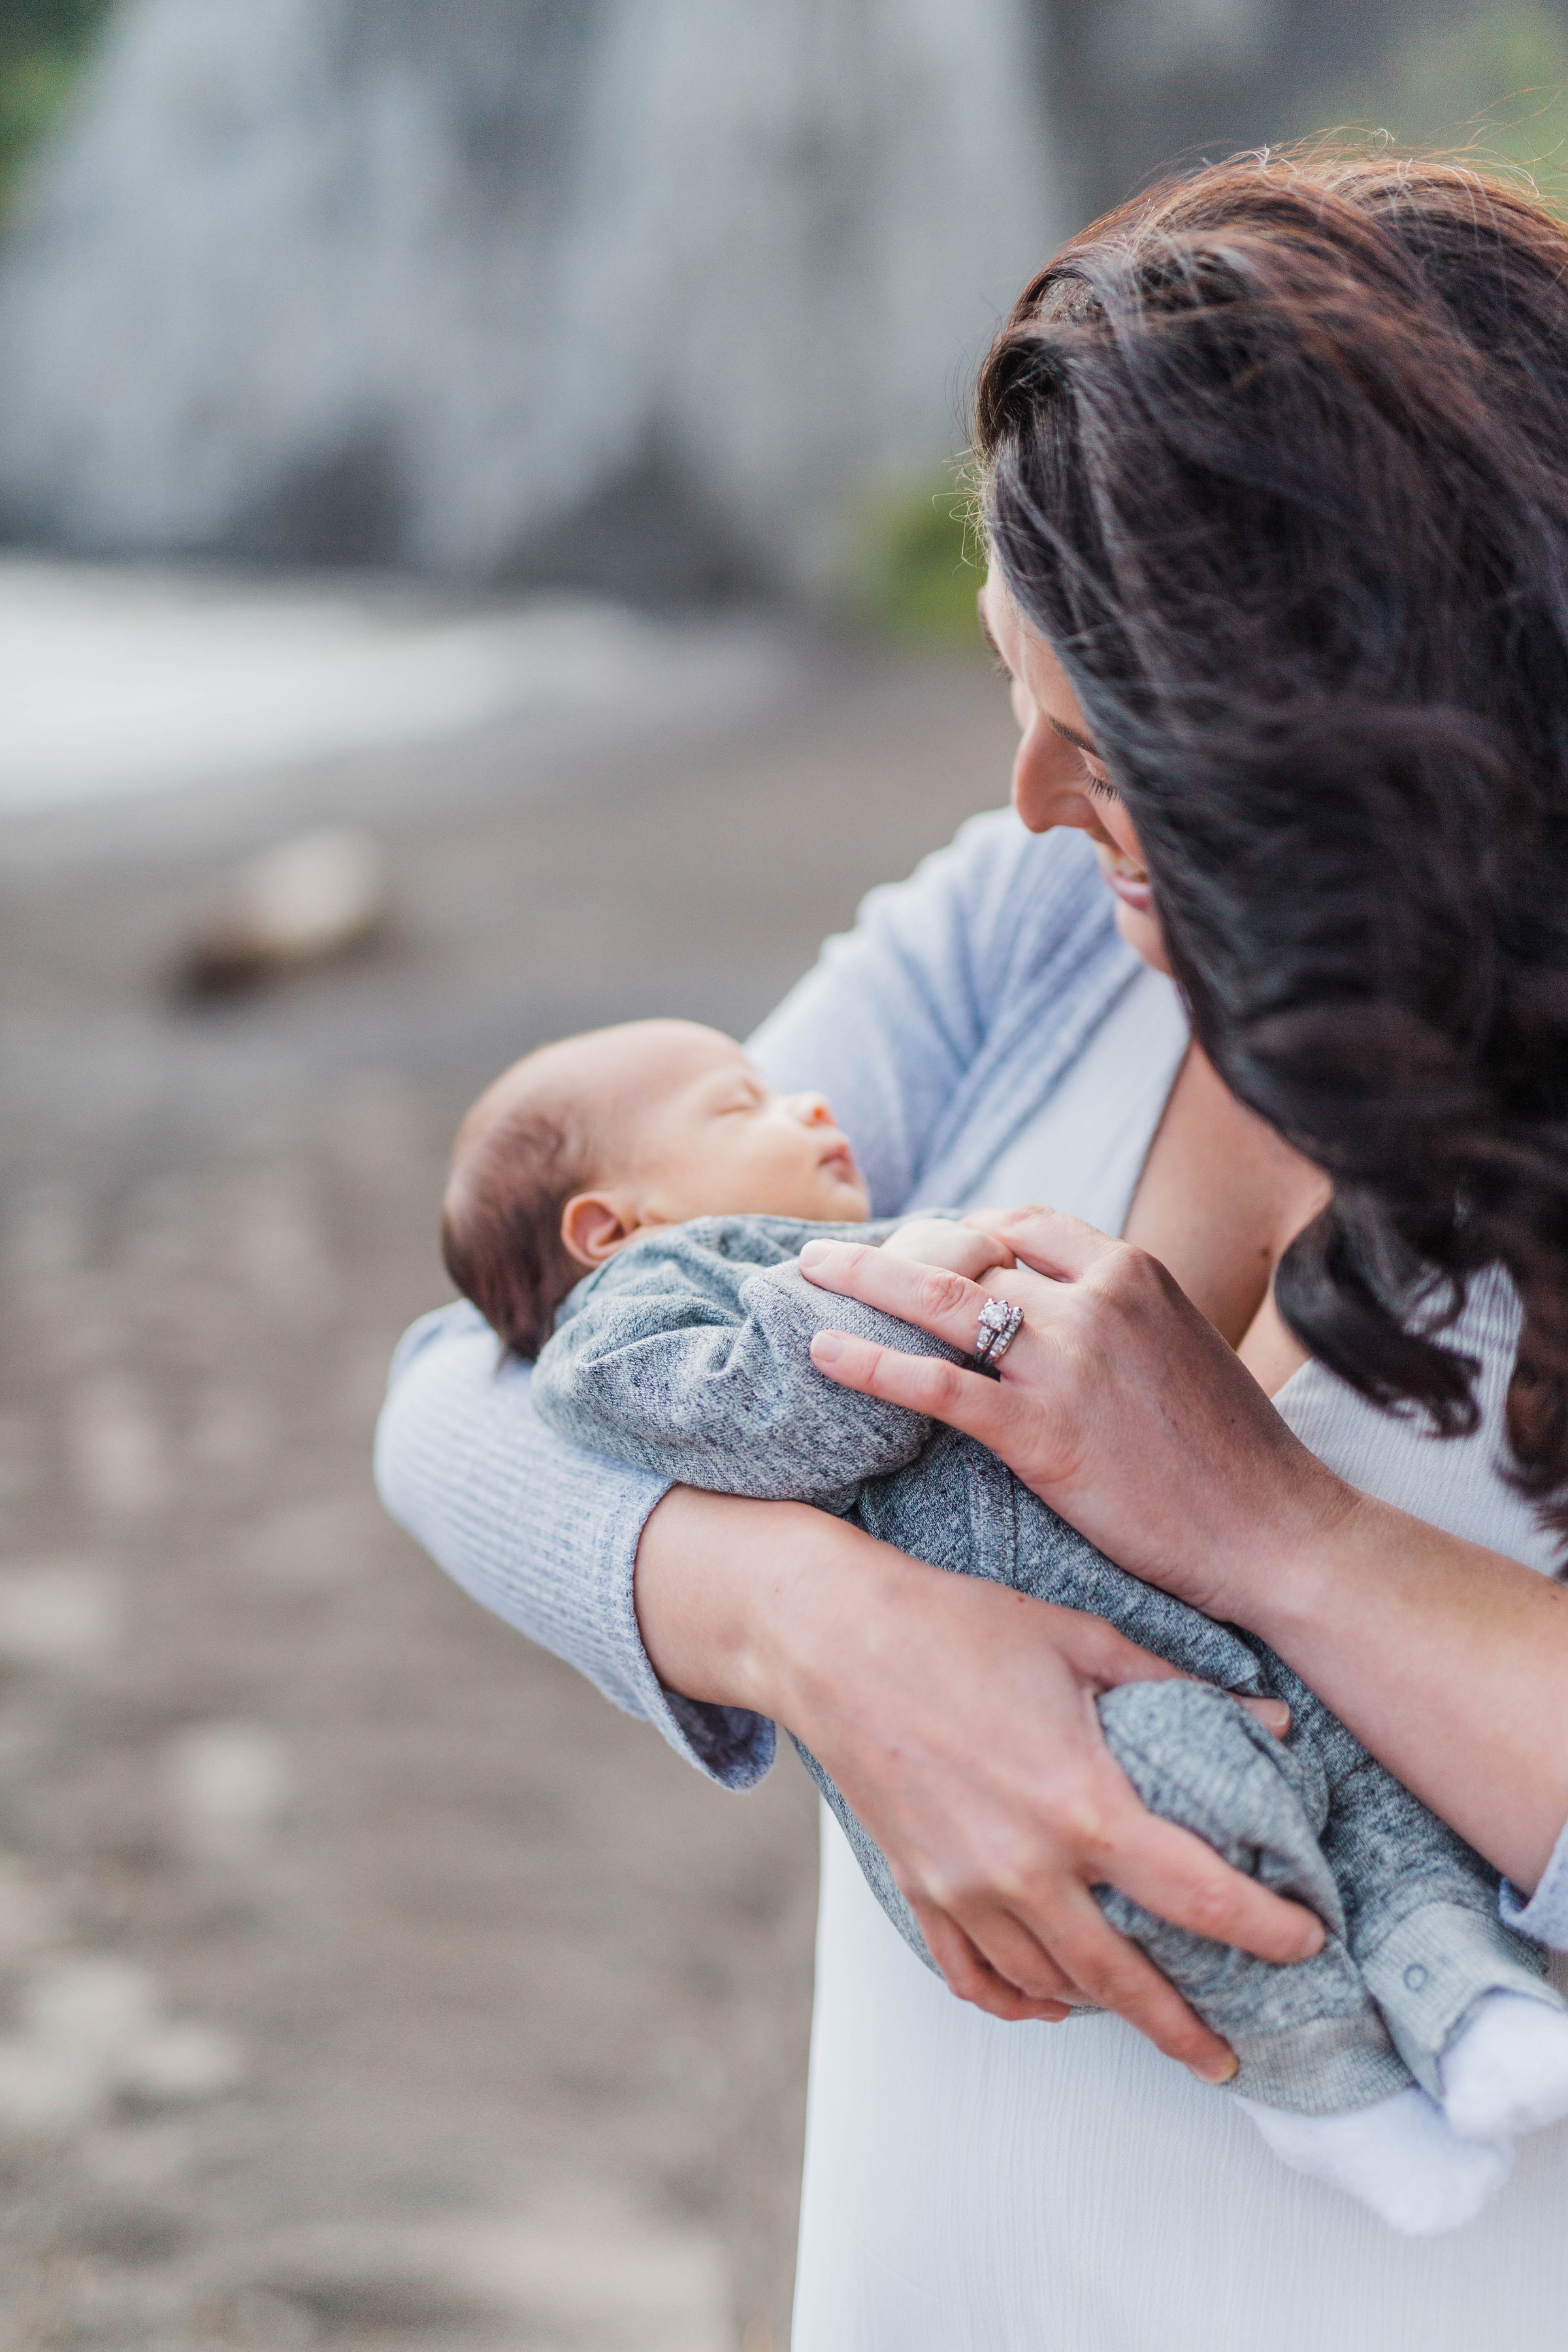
<box><xmin>1219</xmin><ymin>1479</ymin><xmax>1568</xmax><ymax>1887</ymax></box>
<box><xmin>1201</xmin><ymin>1447</ymin><xmax>1369</xmax><ymax>1640</ymax></box>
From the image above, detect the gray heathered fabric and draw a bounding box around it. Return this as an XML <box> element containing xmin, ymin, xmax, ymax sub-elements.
<box><xmin>532</xmin><ymin>1213</ymin><xmax>1560</xmax><ymax>2117</ymax></box>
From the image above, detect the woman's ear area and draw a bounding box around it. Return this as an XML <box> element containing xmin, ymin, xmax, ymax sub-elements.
<box><xmin>561</xmin><ymin>1190</ymin><xmax>647</xmax><ymax>1269</ymax></box>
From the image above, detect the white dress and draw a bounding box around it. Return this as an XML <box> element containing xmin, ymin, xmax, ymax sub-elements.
<box><xmin>791</xmin><ymin>966</ymin><xmax>1568</xmax><ymax>2351</ymax></box>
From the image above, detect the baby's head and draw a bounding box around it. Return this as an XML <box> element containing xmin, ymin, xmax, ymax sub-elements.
<box><xmin>442</xmin><ymin>1019</ymin><xmax>870</xmax><ymax>1354</ymax></box>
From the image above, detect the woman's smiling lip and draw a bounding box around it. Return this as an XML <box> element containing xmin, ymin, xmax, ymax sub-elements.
<box><xmin>1094</xmin><ymin>843</ymin><xmax>1154</xmax><ymax>913</ymax></box>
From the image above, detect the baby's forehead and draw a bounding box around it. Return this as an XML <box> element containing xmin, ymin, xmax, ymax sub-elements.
<box><xmin>538</xmin><ymin>1019</ymin><xmax>749</xmax><ymax>1110</ymax></box>
<box><xmin>564</xmin><ymin>1025</ymin><xmax>743</xmax><ymax>1096</ymax></box>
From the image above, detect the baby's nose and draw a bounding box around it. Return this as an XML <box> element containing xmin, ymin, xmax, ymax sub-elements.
<box><xmin>788</xmin><ymin>1092</ymin><xmax>836</xmax><ymax>1128</ymax></box>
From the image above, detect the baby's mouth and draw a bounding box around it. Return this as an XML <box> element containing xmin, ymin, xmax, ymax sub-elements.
<box><xmin>1094</xmin><ymin>842</ymin><xmax>1154</xmax><ymax>915</ymax></box>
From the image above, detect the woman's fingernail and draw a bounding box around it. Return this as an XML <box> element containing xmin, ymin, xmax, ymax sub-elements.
<box><xmin>1192</xmin><ymin>2051</ymin><xmax>1240</xmax><ymax>2085</ymax></box>
<box><xmin>811</xmin><ymin>1330</ymin><xmax>845</xmax><ymax>1365</ymax></box>
<box><xmin>799</xmin><ymin>1241</ymin><xmax>830</xmax><ymax>1271</ymax></box>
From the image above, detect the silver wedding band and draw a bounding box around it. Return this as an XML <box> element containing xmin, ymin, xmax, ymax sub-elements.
<box><xmin>973</xmin><ymin>1296</ymin><xmax>1023</xmax><ymax>1371</ymax></box>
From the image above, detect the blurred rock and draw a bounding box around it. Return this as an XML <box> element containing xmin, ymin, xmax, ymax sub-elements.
<box><xmin>0</xmin><ymin>1855</ymin><xmax>67</xmax><ymax>1963</ymax></box>
<box><xmin>0</xmin><ymin>1957</ymin><xmax>246</xmax><ymax>2132</ymax></box>
<box><xmin>173</xmin><ymin>826</ymin><xmax>391</xmax><ymax>998</ymax></box>
<box><xmin>116</xmin><ymin>2018</ymin><xmax>247</xmax><ymax>2106</ymax></box>
<box><xmin>187</xmin><ymin>1385</ymin><xmax>277</xmax><ymax>1476</ymax></box>
<box><xmin>161</xmin><ymin>1723</ymin><xmax>290</xmax><ymax>1865</ymax></box>
<box><xmin>0</xmin><ymin>1412</ymin><xmax>42</xmax><ymax>1501</ymax></box>
<box><xmin>1047</xmin><ymin>0</ymin><xmax>1422</xmax><ymax>221</ymax></box>
<box><xmin>234</xmin><ymin>1494</ymin><xmax>379</xmax><ymax>1590</ymax></box>
<box><xmin>0</xmin><ymin>0</ymin><xmax>1060</xmax><ymax>596</ymax></box>
<box><xmin>23</xmin><ymin>1955</ymin><xmax>158</xmax><ymax>2062</ymax></box>
<box><xmin>0</xmin><ymin>1957</ymin><xmax>155</xmax><ymax>2132</ymax></box>
<box><xmin>0</xmin><ymin>1560</ymin><xmax>122</xmax><ymax>1669</ymax></box>
<box><xmin>70</xmin><ymin>1373</ymin><xmax>171</xmax><ymax>1516</ymax></box>
<box><xmin>426</xmin><ymin>2194</ymin><xmax>732</xmax><ymax>2352</ymax></box>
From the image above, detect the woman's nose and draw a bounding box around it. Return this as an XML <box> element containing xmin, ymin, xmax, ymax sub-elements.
<box><xmin>1011</xmin><ymin>717</ymin><xmax>1107</xmax><ymax>840</ymax></box>
<box><xmin>787</xmin><ymin>1092</ymin><xmax>836</xmax><ymax>1128</ymax></box>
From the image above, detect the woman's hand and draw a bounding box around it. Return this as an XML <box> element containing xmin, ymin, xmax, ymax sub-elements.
<box><xmin>798</xmin><ymin>1207</ymin><xmax>1568</xmax><ymax>1891</ymax></box>
<box><xmin>634</xmin><ymin>1487</ymin><xmax>1324</xmax><ymax>2070</ymax></box>
<box><xmin>799</xmin><ymin>1205</ymin><xmax>1352</xmax><ymax>1624</ymax></box>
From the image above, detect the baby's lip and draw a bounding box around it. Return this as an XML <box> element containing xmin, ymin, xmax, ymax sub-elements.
<box><xmin>818</xmin><ymin>1138</ymin><xmax>858</xmax><ymax>1177</ymax></box>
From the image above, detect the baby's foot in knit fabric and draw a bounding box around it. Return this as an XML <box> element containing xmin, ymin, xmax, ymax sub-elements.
<box><xmin>1235</xmin><ymin>2085</ymin><xmax>1514</xmax><ymax>2234</ymax></box>
<box><xmin>1439</xmin><ymin>1990</ymin><xmax>1568</xmax><ymax>2142</ymax></box>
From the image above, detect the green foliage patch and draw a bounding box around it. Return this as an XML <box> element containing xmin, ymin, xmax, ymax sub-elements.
<box><xmin>0</xmin><ymin>0</ymin><xmax>114</xmax><ymax>206</ymax></box>
<box><xmin>850</xmin><ymin>472</ymin><xmax>987</xmax><ymax>652</ymax></box>
<box><xmin>1296</xmin><ymin>3</ymin><xmax>1568</xmax><ymax>194</ymax></box>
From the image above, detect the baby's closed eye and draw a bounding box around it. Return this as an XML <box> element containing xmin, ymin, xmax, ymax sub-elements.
<box><xmin>880</xmin><ymin>1218</ymin><xmax>1017</xmax><ymax>1282</ymax></box>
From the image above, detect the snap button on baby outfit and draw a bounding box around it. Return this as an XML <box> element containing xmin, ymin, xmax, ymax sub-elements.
<box><xmin>1404</xmin><ymin>1963</ymin><xmax>1429</xmax><ymax>1991</ymax></box>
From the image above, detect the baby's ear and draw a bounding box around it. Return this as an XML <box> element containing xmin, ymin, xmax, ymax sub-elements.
<box><xmin>561</xmin><ymin>1191</ymin><xmax>645</xmax><ymax>1269</ymax></box>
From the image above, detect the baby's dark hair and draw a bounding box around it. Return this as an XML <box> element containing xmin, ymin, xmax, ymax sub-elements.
<box><xmin>441</xmin><ymin>1093</ymin><xmax>595</xmax><ymax>1359</ymax></box>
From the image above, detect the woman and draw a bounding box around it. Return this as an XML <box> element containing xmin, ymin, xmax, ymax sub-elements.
<box><xmin>378</xmin><ymin>150</ymin><xmax>1568</xmax><ymax>2345</ymax></box>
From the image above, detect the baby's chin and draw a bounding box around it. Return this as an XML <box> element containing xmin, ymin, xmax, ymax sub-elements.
<box><xmin>811</xmin><ymin>1176</ymin><xmax>871</xmax><ymax>1225</ymax></box>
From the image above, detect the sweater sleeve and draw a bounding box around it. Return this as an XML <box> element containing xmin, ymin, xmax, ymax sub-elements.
<box><xmin>1500</xmin><ymin>1826</ymin><xmax>1568</xmax><ymax>1950</ymax></box>
<box><xmin>374</xmin><ymin>1301</ymin><xmax>774</xmax><ymax>1785</ymax></box>
<box><xmin>532</xmin><ymin>1225</ymin><xmax>960</xmax><ymax>1506</ymax></box>
<box><xmin>373</xmin><ymin>808</ymin><xmax>1053</xmax><ymax>1787</ymax></box>
<box><xmin>747</xmin><ymin>807</ymin><xmax>1037</xmax><ymax>1211</ymax></box>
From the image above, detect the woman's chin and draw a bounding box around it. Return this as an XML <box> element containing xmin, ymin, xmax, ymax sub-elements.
<box><xmin>1114</xmin><ymin>898</ymin><xmax>1172</xmax><ymax>975</ymax></box>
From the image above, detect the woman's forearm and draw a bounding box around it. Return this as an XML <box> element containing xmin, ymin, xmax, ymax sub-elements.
<box><xmin>1243</xmin><ymin>1492</ymin><xmax>1568</xmax><ymax>1892</ymax></box>
<box><xmin>637</xmin><ymin>1487</ymin><xmax>1095</xmax><ymax>1733</ymax></box>
<box><xmin>634</xmin><ymin>1486</ymin><xmax>916</xmax><ymax>1718</ymax></box>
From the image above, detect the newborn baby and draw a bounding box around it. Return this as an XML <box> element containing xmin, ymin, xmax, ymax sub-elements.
<box><xmin>443</xmin><ymin>1018</ymin><xmax>1568</xmax><ymax>2232</ymax></box>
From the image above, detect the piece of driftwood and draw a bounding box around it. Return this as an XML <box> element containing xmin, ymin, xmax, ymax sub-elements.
<box><xmin>172</xmin><ymin>826</ymin><xmax>391</xmax><ymax>998</ymax></box>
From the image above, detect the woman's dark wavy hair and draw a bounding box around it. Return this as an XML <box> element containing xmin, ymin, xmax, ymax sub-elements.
<box><xmin>975</xmin><ymin>146</ymin><xmax>1568</xmax><ymax>1541</ymax></box>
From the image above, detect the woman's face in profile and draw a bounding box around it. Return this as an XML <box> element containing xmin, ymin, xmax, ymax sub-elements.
<box><xmin>979</xmin><ymin>572</ymin><xmax>1169</xmax><ymax>975</ymax></box>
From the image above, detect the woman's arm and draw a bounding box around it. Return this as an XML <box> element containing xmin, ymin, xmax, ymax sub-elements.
<box><xmin>634</xmin><ymin>1486</ymin><xmax>1321</xmax><ymax>2073</ymax></box>
<box><xmin>374</xmin><ymin>1301</ymin><xmax>775</xmax><ymax>1786</ymax></box>
<box><xmin>793</xmin><ymin>1211</ymin><xmax>1568</xmax><ymax>1897</ymax></box>
<box><xmin>1240</xmin><ymin>1499</ymin><xmax>1568</xmax><ymax>1895</ymax></box>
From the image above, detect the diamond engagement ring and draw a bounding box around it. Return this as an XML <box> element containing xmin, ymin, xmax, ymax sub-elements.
<box><xmin>973</xmin><ymin>1296</ymin><xmax>1023</xmax><ymax>1372</ymax></box>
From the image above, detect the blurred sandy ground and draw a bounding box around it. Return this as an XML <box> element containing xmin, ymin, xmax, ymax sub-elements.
<box><xmin>0</xmin><ymin>564</ymin><xmax>1017</xmax><ymax>2351</ymax></box>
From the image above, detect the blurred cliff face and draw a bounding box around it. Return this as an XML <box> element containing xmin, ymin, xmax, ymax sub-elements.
<box><xmin>0</xmin><ymin>0</ymin><xmax>1062</xmax><ymax>598</ymax></box>
<box><xmin>0</xmin><ymin>0</ymin><xmax>1537</xmax><ymax>600</ymax></box>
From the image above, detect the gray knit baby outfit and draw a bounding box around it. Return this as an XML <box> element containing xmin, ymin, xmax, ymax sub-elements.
<box><xmin>532</xmin><ymin>1214</ymin><xmax>1560</xmax><ymax>2116</ymax></box>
